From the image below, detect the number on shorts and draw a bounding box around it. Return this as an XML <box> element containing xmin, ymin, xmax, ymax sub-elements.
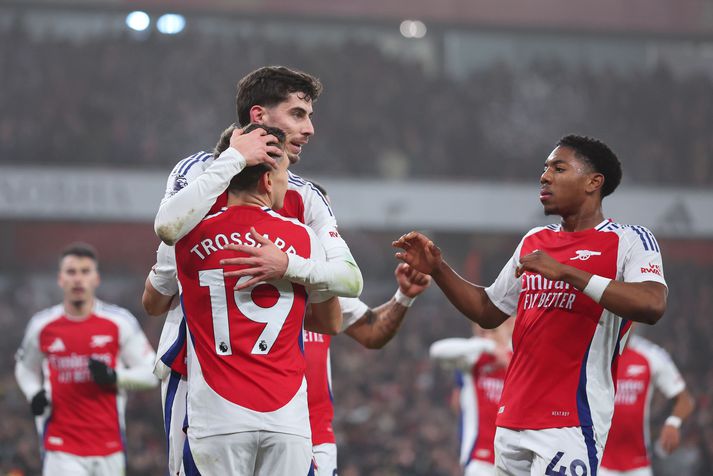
<box><xmin>545</xmin><ymin>452</ymin><xmax>588</xmax><ymax>476</ymax></box>
<box><xmin>199</xmin><ymin>270</ymin><xmax>294</xmax><ymax>356</ymax></box>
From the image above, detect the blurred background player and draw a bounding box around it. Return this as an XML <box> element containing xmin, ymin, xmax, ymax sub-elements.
<box><xmin>174</xmin><ymin>125</ymin><xmax>341</xmax><ymax>475</ymax></box>
<box><xmin>429</xmin><ymin>318</ymin><xmax>514</xmax><ymax>476</ymax></box>
<box><xmin>14</xmin><ymin>243</ymin><xmax>158</xmax><ymax>476</ymax></box>
<box><xmin>394</xmin><ymin>135</ymin><xmax>668</xmax><ymax>474</ymax></box>
<box><xmin>600</xmin><ymin>330</ymin><xmax>695</xmax><ymax>476</ymax></box>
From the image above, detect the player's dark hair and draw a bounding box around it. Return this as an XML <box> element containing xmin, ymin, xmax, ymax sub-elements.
<box><xmin>557</xmin><ymin>134</ymin><xmax>622</xmax><ymax>198</ymax></box>
<box><xmin>213</xmin><ymin>123</ymin><xmax>238</xmax><ymax>158</ymax></box>
<box><xmin>236</xmin><ymin>66</ymin><xmax>322</xmax><ymax>126</ymax></box>
<box><xmin>60</xmin><ymin>242</ymin><xmax>98</xmax><ymax>265</ymax></box>
<box><xmin>227</xmin><ymin>124</ymin><xmax>286</xmax><ymax>193</ymax></box>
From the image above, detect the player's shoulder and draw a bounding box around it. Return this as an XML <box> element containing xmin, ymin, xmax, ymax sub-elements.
<box><xmin>26</xmin><ymin>304</ymin><xmax>65</xmax><ymax>332</ymax></box>
<box><xmin>522</xmin><ymin>224</ymin><xmax>558</xmax><ymax>240</ymax></box>
<box><xmin>94</xmin><ymin>299</ymin><xmax>140</xmax><ymax>329</ymax></box>
<box><xmin>598</xmin><ymin>220</ymin><xmax>661</xmax><ymax>251</ymax></box>
<box><xmin>628</xmin><ymin>335</ymin><xmax>672</xmax><ymax>363</ymax></box>
<box><xmin>263</xmin><ymin>207</ymin><xmax>311</xmax><ymax>230</ymax></box>
<box><xmin>287</xmin><ymin>172</ymin><xmax>329</xmax><ymax>200</ymax></box>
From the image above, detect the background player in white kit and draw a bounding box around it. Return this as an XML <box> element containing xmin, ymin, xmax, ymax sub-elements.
<box><xmin>394</xmin><ymin>135</ymin><xmax>668</xmax><ymax>475</ymax></box>
<box><xmin>599</xmin><ymin>331</ymin><xmax>694</xmax><ymax>476</ymax></box>
<box><xmin>174</xmin><ymin>126</ymin><xmax>341</xmax><ymax>475</ymax></box>
<box><xmin>429</xmin><ymin>318</ymin><xmax>514</xmax><ymax>476</ymax></box>
<box><xmin>15</xmin><ymin>243</ymin><xmax>158</xmax><ymax>476</ymax></box>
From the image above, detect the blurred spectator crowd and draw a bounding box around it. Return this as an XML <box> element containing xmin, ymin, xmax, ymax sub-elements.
<box><xmin>0</xmin><ymin>233</ymin><xmax>711</xmax><ymax>475</ymax></box>
<box><xmin>1</xmin><ymin>26</ymin><xmax>712</xmax><ymax>186</ymax></box>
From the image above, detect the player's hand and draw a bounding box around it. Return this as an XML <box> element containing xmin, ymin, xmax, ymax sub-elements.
<box><xmin>221</xmin><ymin>227</ymin><xmax>289</xmax><ymax>289</ymax></box>
<box><xmin>30</xmin><ymin>389</ymin><xmax>49</xmax><ymax>416</ymax></box>
<box><xmin>88</xmin><ymin>358</ymin><xmax>117</xmax><ymax>386</ymax></box>
<box><xmin>658</xmin><ymin>423</ymin><xmax>681</xmax><ymax>454</ymax></box>
<box><xmin>515</xmin><ymin>250</ymin><xmax>564</xmax><ymax>280</ymax></box>
<box><xmin>228</xmin><ymin>127</ymin><xmax>282</xmax><ymax>168</ymax></box>
<box><xmin>392</xmin><ymin>231</ymin><xmax>443</xmax><ymax>275</ymax></box>
<box><xmin>395</xmin><ymin>263</ymin><xmax>431</xmax><ymax>298</ymax></box>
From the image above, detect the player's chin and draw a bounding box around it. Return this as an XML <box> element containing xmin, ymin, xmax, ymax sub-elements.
<box><xmin>287</xmin><ymin>153</ymin><xmax>301</xmax><ymax>165</ymax></box>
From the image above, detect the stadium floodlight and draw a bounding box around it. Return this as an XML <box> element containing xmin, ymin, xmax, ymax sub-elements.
<box><xmin>157</xmin><ymin>14</ymin><xmax>186</xmax><ymax>35</ymax></box>
<box><xmin>126</xmin><ymin>11</ymin><xmax>150</xmax><ymax>32</ymax></box>
<box><xmin>399</xmin><ymin>20</ymin><xmax>427</xmax><ymax>39</ymax></box>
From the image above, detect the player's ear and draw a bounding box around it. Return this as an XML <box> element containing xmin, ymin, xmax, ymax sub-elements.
<box><xmin>586</xmin><ymin>172</ymin><xmax>604</xmax><ymax>195</ymax></box>
<box><xmin>260</xmin><ymin>170</ymin><xmax>273</xmax><ymax>194</ymax></box>
<box><xmin>250</xmin><ymin>105</ymin><xmax>266</xmax><ymax>124</ymax></box>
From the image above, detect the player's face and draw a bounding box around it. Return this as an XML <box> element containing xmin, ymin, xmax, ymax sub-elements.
<box><xmin>539</xmin><ymin>146</ymin><xmax>593</xmax><ymax>216</ymax></box>
<box><xmin>260</xmin><ymin>93</ymin><xmax>314</xmax><ymax>164</ymax></box>
<box><xmin>269</xmin><ymin>152</ymin><xmax>291</xmax><ymax>210</ymax></box>
<box><xmin>57</xmin><ymin>256</ymin><xmax>100</xmax><ymax>304</ymax></box>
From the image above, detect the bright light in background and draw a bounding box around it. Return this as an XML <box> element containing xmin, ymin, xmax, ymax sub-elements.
<box><xmin>157</xmin><ymin>14</ymin><xmax>186</xmax><ymax>35</ymax></box>
<box><xmin>399</xmin><ymin>20</ymin><xmax>427</xmax><ymax>39</ymax></box>
<box><xmin>125</xmin><ymin>11</ymin><xmax>150</xmax><ymax>32</ymax></box>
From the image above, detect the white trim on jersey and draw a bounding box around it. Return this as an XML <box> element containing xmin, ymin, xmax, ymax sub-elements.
<box><xmin>338</xmin><ymin>297</ymin><xmax>370</xmax><ymax>331</ymax></box>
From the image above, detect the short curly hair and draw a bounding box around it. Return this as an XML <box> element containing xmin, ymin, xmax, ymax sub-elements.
<box><xmin>557</xmin><ymin>134</ymin><xmax>622</xmax><ymax>198</ymax></box>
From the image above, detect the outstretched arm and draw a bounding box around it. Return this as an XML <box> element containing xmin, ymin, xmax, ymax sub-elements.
<box><xmin>221</xmin><ymin>227</ymin><xmax>363</xmax><ymax>297</ymax></box>
<box><xmin>393</xmin><ymin>232</ymin><xmax>508</xmax><ymax>329</ymax></box>
<box><xmin>155</xmin><ymin>128</ymin><xmax>282</xmax><ymax>245</ymax></box>
<box><xmin>344</xmin><ymin>264</ymin><xmax>431</xmax><ymax>349</ymax></box>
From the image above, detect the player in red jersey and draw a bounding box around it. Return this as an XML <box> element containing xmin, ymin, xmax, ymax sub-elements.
<box><xmin>302</xmin><ymin>184</ymin><xmax>431</xmax><ymax>475</ymax></box>
<box><xmin>600</xmin><ymin>332</ymin><xmax>694</xmax><ymax>476</ymax></box>
<box><xmin>394</xmin><ymin>135</ymin><xmax>668</xmax><ymax>475</ymax></box>
<box><xmin>429</xmin><ymin>318</ymin><xmax>514</xmax><ymax>476</ymax></box>
<box><xmin>15</xmin><ymin>243</ymin><xmax>158</xmax><ymax>476</ymax></box>
<box><xmin>174</xmin><ymin>125</ymin><xmax>341</xmax><ymax>475</ymax></box>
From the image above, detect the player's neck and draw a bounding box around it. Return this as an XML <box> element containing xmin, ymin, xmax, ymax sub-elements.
<box><xmin>63</xmin><ymin>297</ymin><xmax>95</xmax><ymax>320</ymax></box>
<box><xmin>559</xmin><ymin>203</ymin><xmax>605</xmax><ymax>232</ymax></box>
<box><xmin>227</xmin><ymin>192</ymin><xmax>272</xmax><ymax>209</ymax></box>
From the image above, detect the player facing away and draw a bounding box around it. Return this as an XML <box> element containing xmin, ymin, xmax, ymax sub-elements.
<box><xmin>14</xmin><ymin>243</ymin><xmax>158</xmax><ymax>476</ymax></box>
<box><xmin>393</xmin><ymin>135</ymin><xmax>668</xmax><ymax>475</ymax></box>
<box><xmin>599</xmin><ymin>332</ymin><xmax>694</xmax><ymax>476</ymax></box>
<box><xmin>174</xmin><ymin>126</ymin><xmax>341</xmax><ymax>475</ymax></box>
<box><xmin>429</xmin><ymin>318</ymin><xmax>514</xmax><ymax>476</ymax></box>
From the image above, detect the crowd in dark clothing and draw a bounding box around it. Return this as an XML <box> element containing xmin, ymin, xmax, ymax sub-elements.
<box><xmin>1</xmin><ymin>26</ymin><xmax>712</xmax><ymax>187</ymax></box>
<box><xmin>0</xmin><ymin>231</ymin><xmax>711</xmax><ymax>475</ymax></box>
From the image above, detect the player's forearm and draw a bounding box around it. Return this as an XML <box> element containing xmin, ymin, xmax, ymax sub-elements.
<box><xmin>670</xmin><ymin>389</ymin><xmax>695</xmax><ymax>421</ymax></box>
<box><xmin>116</xmin><ymin>365</ymin><xmax>159</xmax><ymax>390</ymax></box>
<box><xmin>14</xmin><ymin>361</ymin><xmax>43</xmax><ymax>401</ymax></box>
<box><xmin>154</xmin><ymin>148</ymin><xmax>246</xmax><ymax>245</ymax></box>
<box><xmin>561</xmin><ymin>266</ymin><xmax>667</xmax><ymax>324</ymax></box>
<box><xmin>284</xmin><ymin>254</ymin><xmax>363</xmax><ymax>297</ymax></box>
<box><xmin>432</xmin><ymin>261</ymin><xmax>507</xmax><ymax>328</ymax></box>
<box><xmin>347</xmin><ymin>300</ymin><xmax>408</xmax><ymax>349</ymax></box>
<box><xmin>306</xmin><ymin>297</ymin><xmax>343</xmax><ymax>335</ymax></box>
<box><xmin>142</xmin><ymin>277</ymin><xmax>174</xmax><ymax>316</ymax></box>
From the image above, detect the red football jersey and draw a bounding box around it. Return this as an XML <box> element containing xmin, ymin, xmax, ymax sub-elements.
<box><xmin>485</xmin><ymin>221</ymin><xmax>666</xmax><ymax>443</ymax></box>
<box><xmin>175</xmin><ymin>205</ymin><xmax>325</xmax><ymax>438</ymax></box>
<box><xmin>601</xmin><ymin>336</ymin><xmax>685</xmax><ymax>471</ymax></box>
<box><xmin>304</xmin><ymin>331</ymin><xmax>335</xmax><ymax>445</ymax></box>
<box><xmin>16</xmin><ymin>301</ymin><xmax>151</xmax><ymax>456</ymax></box>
